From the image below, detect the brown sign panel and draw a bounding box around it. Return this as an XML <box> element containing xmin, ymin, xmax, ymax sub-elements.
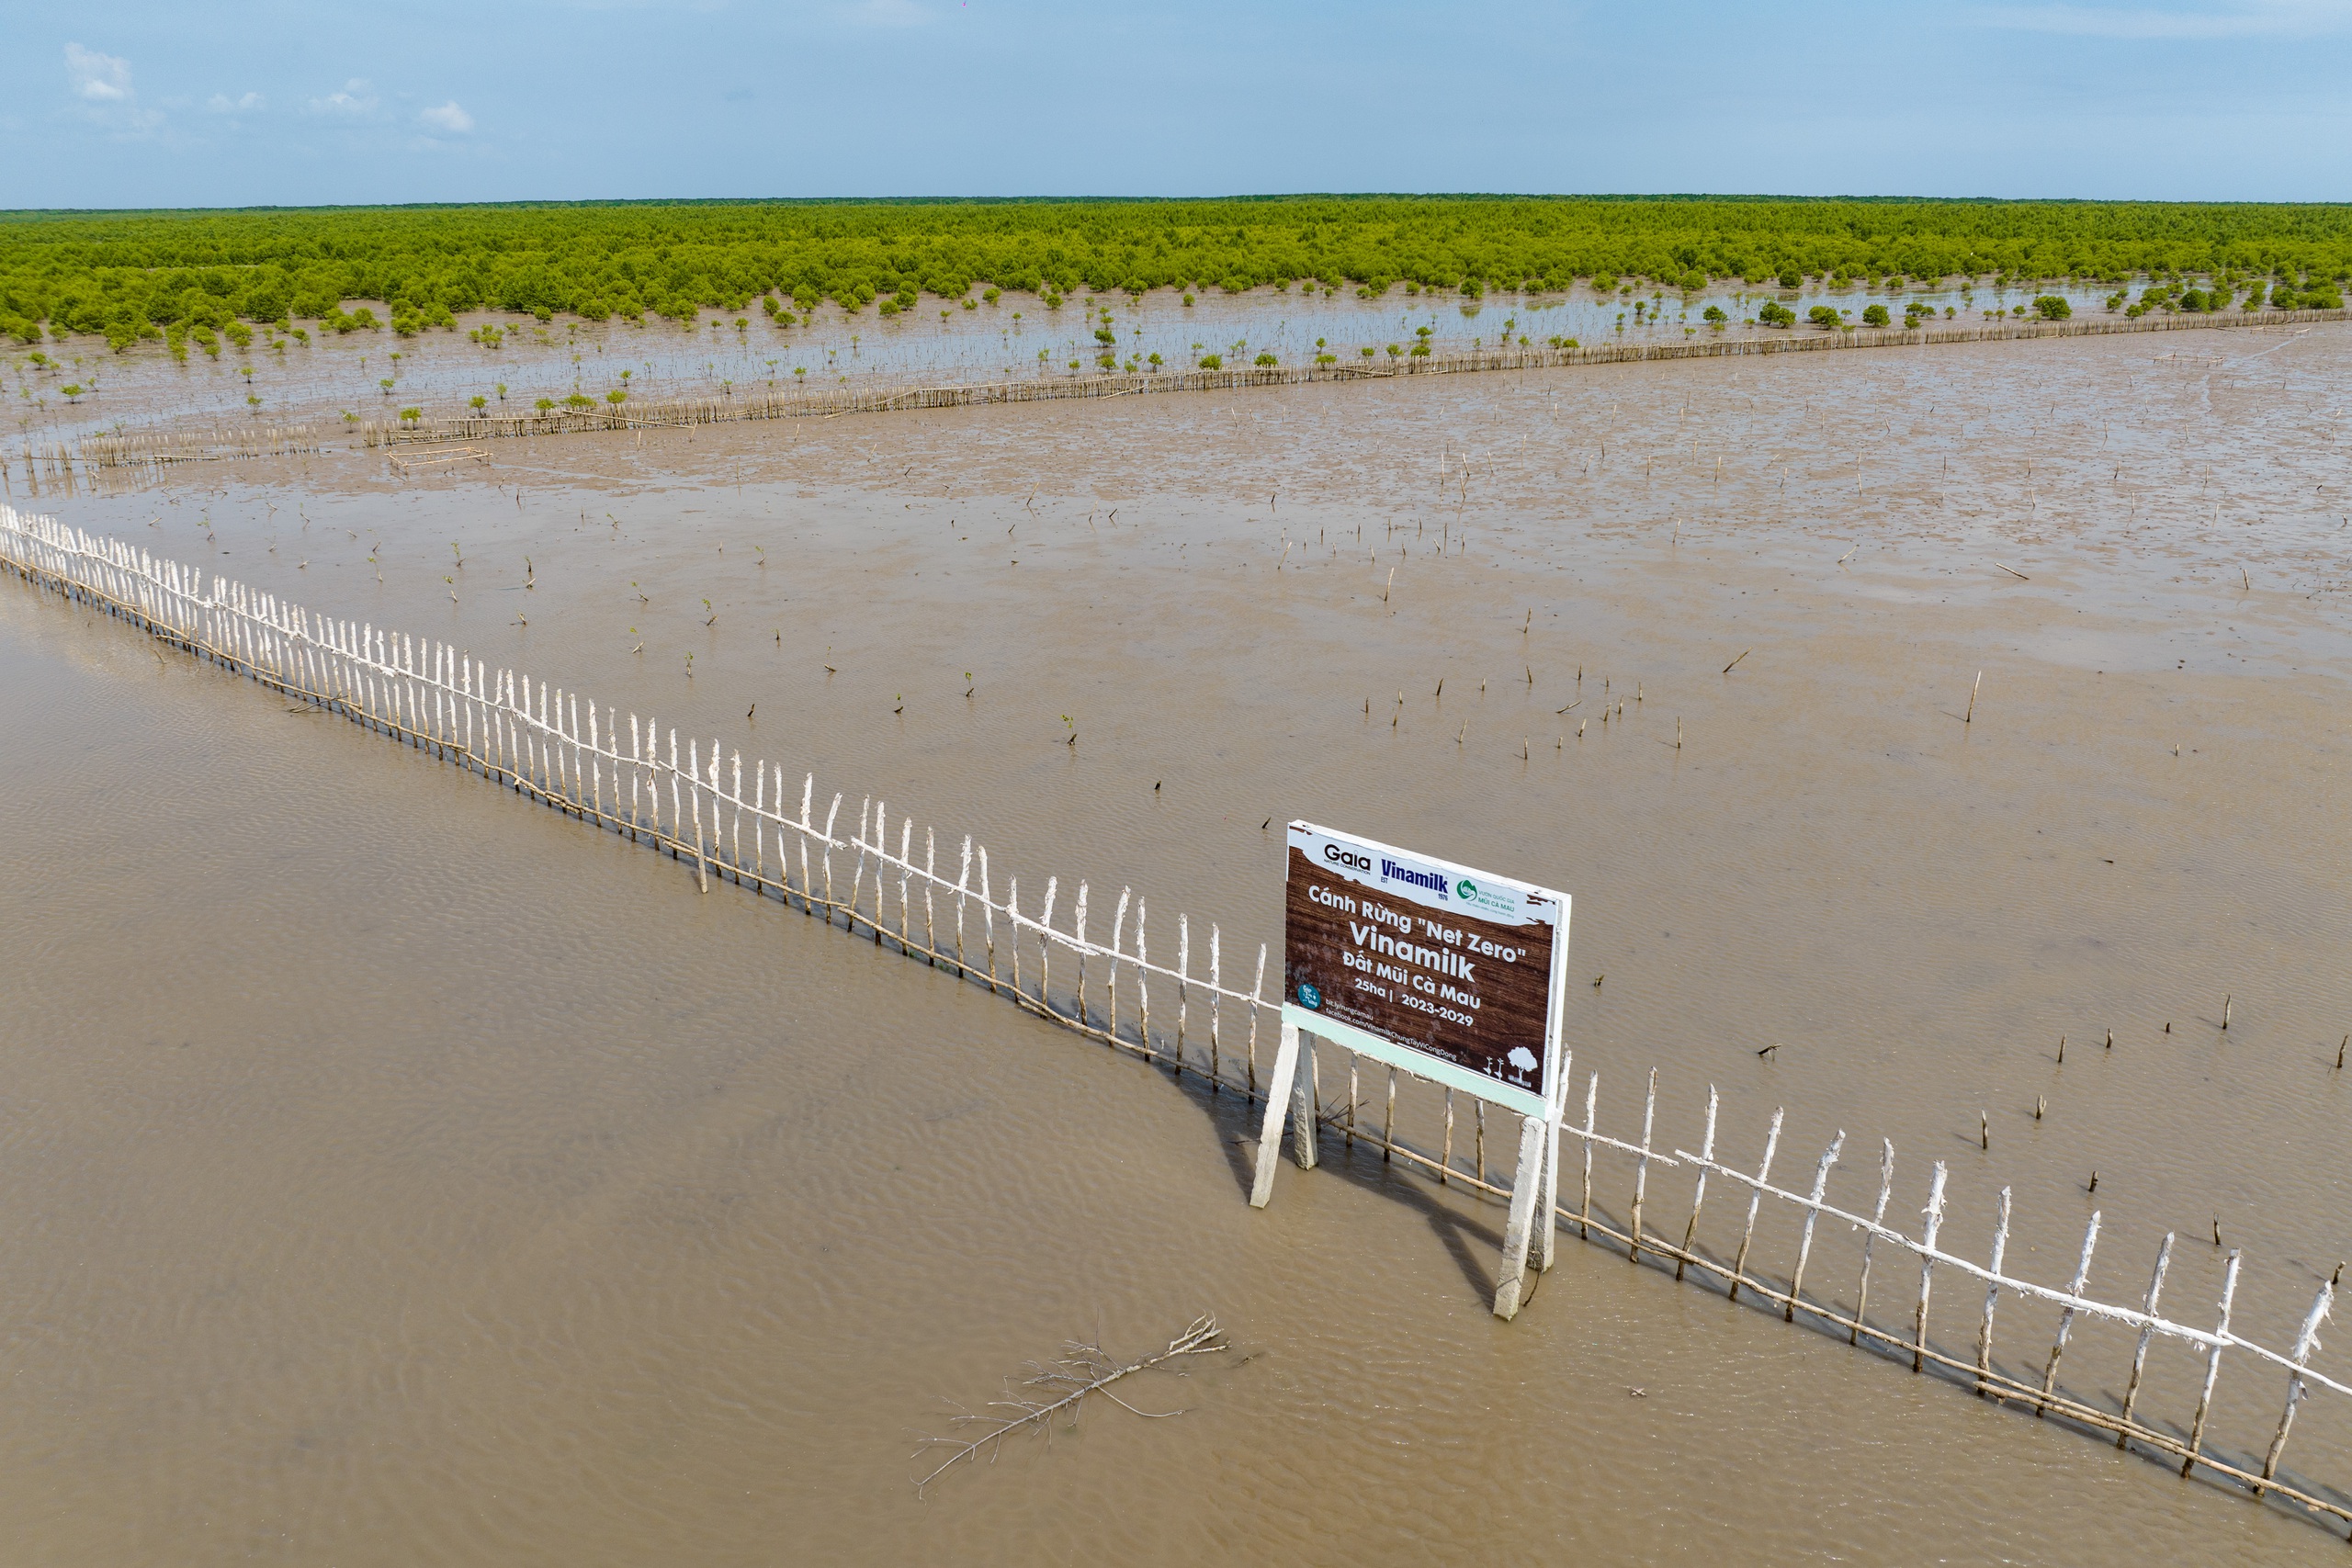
<box><xmin>1283</xmin><ymin>826</ymin><xmax>1559</xmax><ymax>1102</ymax></box>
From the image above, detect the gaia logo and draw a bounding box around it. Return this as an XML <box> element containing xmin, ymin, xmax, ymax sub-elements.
<box><xmin>1297</xmin><ymin>983</ymin><xmax>1323</xmax><ymax>1010</ymax></box>
<box><xmin>1456</xmin><ymin>879</ymin><xmax>1476</xmax><ymax>900</ymax></box>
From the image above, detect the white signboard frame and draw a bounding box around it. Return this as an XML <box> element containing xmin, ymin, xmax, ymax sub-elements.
<box><xmin>1250</xmin><ymin>821</ymin><xmax>1572</xmax><ymax>1319</ymax></box>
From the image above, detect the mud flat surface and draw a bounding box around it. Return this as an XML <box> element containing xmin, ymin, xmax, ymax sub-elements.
<box><xmin>2</xmin><ymin>324</ymin><xmax>2348</xmax><ymax>1562</ymax></box>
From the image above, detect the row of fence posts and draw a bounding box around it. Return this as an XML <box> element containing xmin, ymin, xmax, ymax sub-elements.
<box><xmin>50</xmin><ymin>306</ymin><xmax>2348</xmax><ymax>470</ymax></box>
<box><xmin>5</xmin><ymin>498</ymin><xmax>2349</xmax><ymax>1540</ymax></box>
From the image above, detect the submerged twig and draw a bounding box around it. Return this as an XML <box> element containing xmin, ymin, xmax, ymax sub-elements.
<box><xmin>913</xmin><ymin>1314</ymin><xmax>1227</xmax><ymax>1495</ymax></box>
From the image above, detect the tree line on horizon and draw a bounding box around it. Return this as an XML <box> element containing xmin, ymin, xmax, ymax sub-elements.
<box><xmin>4</xmin><ymin>196</ymin><xmax>2348</xmax><ymax>350</ymax></box>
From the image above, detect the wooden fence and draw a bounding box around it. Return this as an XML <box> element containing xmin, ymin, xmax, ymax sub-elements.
<box><xmin>5</xmin><ymin>497</ymin><xmax>2349</xmax><ymax>1537</ymax></box>
<box><xmin>60</xmin><ymin>306</ymin><xmax>2352</xmax><ymax>471</ymax></box>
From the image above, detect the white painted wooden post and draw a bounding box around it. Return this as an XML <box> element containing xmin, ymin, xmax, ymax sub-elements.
<box><xmin>1539</xmin><ymin>1051</ymin><xmax>1569</xmax><ymax>1273</ymax></box>
<box><xmin>1207</xmin><ymin>926</ymin><xmax>1222</xmax><ymax>1088</ymax></box>
<box><xmin>1249</xmin><ymin>1019</ymin><xmax>1304</xmax><ymax>1209</ymax></box>
<box><xmin>954</xmin><ymin>836</ymin><xmax>972</xmax><ymax>975</ymax></box>
<box><xmin>2182</xmin><ymin>1250</ymin><xmax>2242</xmax><ymax>1476</ymax></box>
<box><xmin>1678</xmin><ymin>1084</ymin><xmax>1717</xmax><ymax>1283</ymax></box>
<box><xmin>1975</xmin><ymin>1187</ymin><xmax>2013</xmax><ymax>1394</ymax></box>
<box><xmin>1787</xmin><ymin>1131</ymin><xmax>1846</xmax><ymax>1322</ymax></box>
<box><xmin>2037</xmin><ymin>1212</ymin><xmax>2102</xmax><ymax>1415</ymax></box>
<box><xmin>1246</xmin><ymin>943</ymin><xmax>1265</xmax><ymax>1094</ymax></box>
<box><xmin>2256</xmin><ymin>1278</ymin><xmax>2335</xmax><ymax>1495</ymax></box>
<box><xmin>2117</xmin><ymin>1233</ymin><xmax>2174</xmax><ymax>1444</ymax></box>
<box><xmin>1627</xmin><ymin>1067</ymin><xmax>1657</xmax><ymax>1262</ymax></box>
<box><xmin>1287</xmin><ymin>1027</ymin><xmax>1317</xmax><ymax>1169</ymax></box>
<box><xmin>1728</xmin><ymin>1108</ymin><xmax>1784</xmax><ymax>1303</ymax></box>
<box><xmin>1493</xmin><ymin>1113</ymin><xmax>1550</xmax><ymax>1320</ymax></box>
<box><xmin>1850</xmin><ymin>1138</ymin><xmax>1895</xmax><ymax>1344</ymax></box>
<box><xmin>1073</xmin><ymin>882</ymin><xmax>1090</xmax><ymax>1022</ymax></box>
<box><xmin>1914</xmin><ymin>1163</ymin><xmax>1950</xmax><ymax>1371</ymax></box>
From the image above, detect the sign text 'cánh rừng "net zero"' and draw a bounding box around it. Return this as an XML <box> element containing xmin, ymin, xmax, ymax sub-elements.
<box><xmin>1283</xmin><ymin>822</ymin><xmax>1566</xmax><ymax>1112</ymax></box>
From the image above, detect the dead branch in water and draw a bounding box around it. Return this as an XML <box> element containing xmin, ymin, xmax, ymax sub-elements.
<box><xmin>913</xmin><ymin>1314</ymin><xmax>1227</xmax><ymax>1495</ymax></box>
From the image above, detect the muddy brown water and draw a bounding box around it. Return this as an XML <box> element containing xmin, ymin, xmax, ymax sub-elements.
<box><xmin>3</xmin><ymin>325</ymin><xmax>2349</xmax><ymax>1562</ymax></box>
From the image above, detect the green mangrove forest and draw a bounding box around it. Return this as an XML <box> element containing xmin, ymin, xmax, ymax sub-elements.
<box><xmin>5</xmin><ymin>196</ymin><xmax>2350</xmax><ymax>350</ymax></box>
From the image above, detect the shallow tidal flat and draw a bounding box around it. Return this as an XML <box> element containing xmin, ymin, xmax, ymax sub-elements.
<box><xmin>2</xmin><ymin>323</ymin><xmax>2347</xmax><ymax>1563</ymax></box>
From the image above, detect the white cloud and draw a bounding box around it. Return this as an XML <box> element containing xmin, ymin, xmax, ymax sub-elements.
<box><xmin>65</xmin><ymin>43</ymin><xmax>132</xmax><ymax>102</ymax></box>
<box><xmin>1971</xmin><ymin>0</ymin><xmax>2352</xmax><ymax>36</ymax></box>
<box><xmin>418</xmin><ymin>100</ymin><xmax>474</xmax><ymax>133</ymax></box>
<box><xmin>309</xmin><ymin>78</ymin><xmax>379</xmax><ymax>116</ymax></box>
<box><xmin>207</xmin><ymin>91</ymin><xmax>264</xmax><ymax>114</ymax></box>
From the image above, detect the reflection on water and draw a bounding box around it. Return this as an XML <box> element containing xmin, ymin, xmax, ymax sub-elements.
<box><xmin>24</xmin><ymin>276</ymin><xmax>2165</xmax><ymax>446</ymax></box>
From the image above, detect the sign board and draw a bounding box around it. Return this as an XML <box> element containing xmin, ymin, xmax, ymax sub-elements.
<box><xmin>1283</xmin><ymin>821</ymin><xmax>1568</xmax><ymax>1119</ymax></box>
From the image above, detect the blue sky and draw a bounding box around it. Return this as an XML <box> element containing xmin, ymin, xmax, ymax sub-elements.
<box><xmin>5</xmin><ymin>0</ymin><xmax>2349</xmax><ymax>209</ymax></box>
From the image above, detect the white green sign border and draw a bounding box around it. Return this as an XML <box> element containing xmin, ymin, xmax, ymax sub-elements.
<box><xmin>1281</xmin><ymin>1002</ymin><xmax>1549</xmax><ymax>1121</ymax></box>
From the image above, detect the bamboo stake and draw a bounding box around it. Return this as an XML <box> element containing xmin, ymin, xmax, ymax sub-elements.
<box><xmin>1037</xmin><ymin>876</ymin><xmax>1057</xmax><ymax>1008</ymax></box>
<box><xmin>822</xmin><ymin>794</ymin><xmax>842</xmax><ymax>917</ymax></box>
<box><xmin>1008</xmin><ymin>877</ymin><xmax>1023</xmax><ymax>998</ymax></box>
<box><xmin>2256</xmin><ymin>1278</ymin><xmax>2335</xmax><ymax>1495</ymax></box>
<box><xmin>1628</xmin><ymin>1067</ymin><xmax>1657</xmax><ymax>1261</ymax></box>
<box><xmin>2118</xmin><ymin>1233</ymin><xmax>2176</xmax><ymax>1446</ymax></box>
<box><xmin>1787</xmin><ymin>1131</ymin><xmax>1847</xmax><ymax>1322</ymax></box>
<box><xmin>1247</xmin><ymin>944</ymin><xmax>1264</xmax><ymax>1092</ymax></box>
<box><xmin>1976</xmin><ymin>1187</ymin><xmax>2013</xmax><ymax>1395</ymax></box>
<box><xmin>689</xmin><ymin>739</ymin><xmax>710</xmax><ymax>892</ymax></box>
<box><xmin>1135</xmin><ymin>900</ymin><xmax>1150</xmax><ymax>1056</ymax></box>
<box><xmin>798</xmin><ymin>774</ymin><xmax>815</xmax><ymax>908</ymax></box>
<box><xmin>1108</xmin><ymin>888</ymin><xmax>1129</xmax><ymax>1037</ymax></box>
<box><xmin>1208</xmin><ymin>926</ymin><xmax>1222</xmax><ymax>1088</ymax></box>
<box><xmin>667</xmin><ymin>729</ymin><xmax>683</xmax><ymax>862</ymax></box>
<box><xmin>751</xmin><ymin>759</ymin><xmax>765</xmax><ymax>882</ymax></box>
<box><xmin>1915</xmin><ymin>1163</ymin><xmax>1950</xmax><ymax>1371</ymax></box>
<box><xmin>1729</xmin><ymin>1109</ymin><xmax>1784</xmax><ymax>1303</ymax></box>
<box><xmin>1175</xmin><ymin>914</ymin><xmax>1189</xmax><ymax>1075</ymax></box>
<box><xmin>1073</xmin><ymin>882</ymin><xmax>1089</xmax><ymax>1015</ymax></box>
<box><xmin>2183</xmin><ymin>1251</ymin><xmax>2243</xmax><ymax>1477</ymax></box>
<box><xmin>1442</xmin><ymin>1089</ymin><xmax>1455</xmax><ymax>1185</ymax></box>
<box><xmin>1677</xmin><ymin>1085</ymin><xmax>1717</xmax><ymax>1282</ymax></box>
<box><xmin>1853</xmin><ymin>1139</ymin><xmax>1895</xmax><ymax>1345</ymax></box>
<box><xmin>1578</xmin><ymin>1070</ymin><xmax>1599</xmax><ymax>1236</ymax></box>
<box><xmin>951</xmin><ymin>835</ymin><xmax>971</xmax><ymax>971</ymax></box>
<box><xmin>1383</xmin><ymin>1067</ymin><xmax>1396</xmax><ymax>1162</ymax></box>
<box><xmin>900</xmin><ymin>819</ymin><xmax>917</xmax><ymax>953</ymax></box>
<box><xmin>2038</xmin><ymin>1212</ymin><xmax>2103</xmax><ymax>1415</ymax></box>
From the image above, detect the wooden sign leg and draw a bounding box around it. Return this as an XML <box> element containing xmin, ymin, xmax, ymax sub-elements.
<box><xmin>1249</xmin><ymin>1019</ymin><xmax>1304</xmax><ymax>1209</ymax></box>
<box><xmin>1493</xmin><ymin>1113</ymin><xmax>1549</xmax><ymax>1320</ymax></box>
<box><xmin>1289</xmin><ymin>1030</ymin><xmax>1319</xmax><ymax>1171</ymax></box>
<box><xmin>1537</xmin><ymin>1112</ymin><xmax>1562</xmax><ymax>1272</ymax></box>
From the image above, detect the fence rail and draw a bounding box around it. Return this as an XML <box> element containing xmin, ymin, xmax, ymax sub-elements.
<box><xmin>5</xmin><ymin>497</ymin><xmax>2349</xmax><ymax>1537</ymax></box>
<box><xmin>53</xmin><ymin>306</ymin><xmax>2352</xmax><ymax>471</ymax></box>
